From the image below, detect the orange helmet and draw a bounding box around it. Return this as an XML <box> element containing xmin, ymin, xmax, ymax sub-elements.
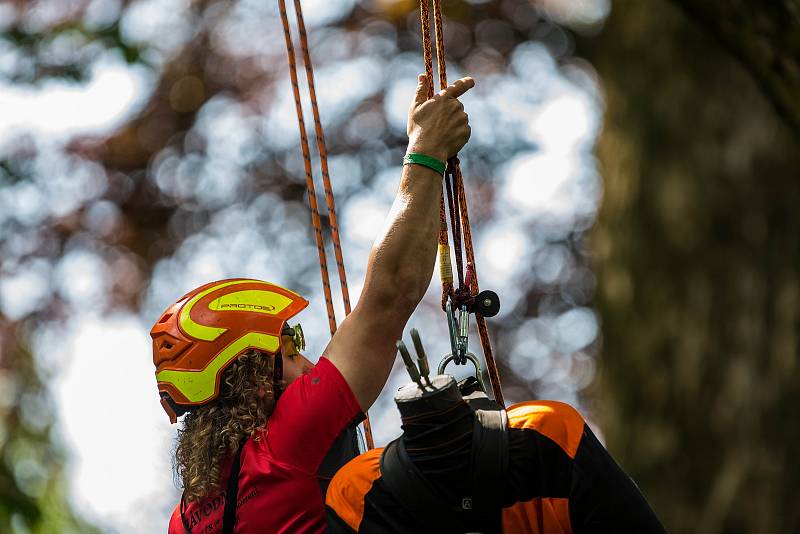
<box><xmin>151</xmin><ymin>278</ymin><xmax>309</xmax><ymax>423</ymax></box>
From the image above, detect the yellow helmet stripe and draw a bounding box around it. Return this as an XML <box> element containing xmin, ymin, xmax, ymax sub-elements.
<box><xmin>156</xmin><ymin>332</ymin><xmax>280</xmax><ymax>403</ymax></box>
<box><xmin>179</xmin><ymin>279</ymin><xmax>261</xmax><ymax>341</ymax></box>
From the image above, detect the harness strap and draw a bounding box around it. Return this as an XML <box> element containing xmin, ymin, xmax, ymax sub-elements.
<box><xmin>380</xmin><ymin>437</ymin><xmax>457</xmax><ymax>516</ymax></box>
<box><xmin>471</xmin><ymin>409</ymin><xmax>509</xmax><ymax>509</ymax></box>
<box><xmin>379</xmin><ymin>407</ymin><xmax>510</xmax><ymax>524</ymax></box>
<box><xmin>178</xmin><ymin>442</ymin><xmax>244</xmax><ymax>534</ymax></box>
<box><xmin>179</xmin><ymin>492</ymin><xmax>189</xmax><ymax>533</ymax></box>
<box><xmin>222</xmin><ymin>443</ymin><xmax>245</xmax><ymax>534</ymax></box>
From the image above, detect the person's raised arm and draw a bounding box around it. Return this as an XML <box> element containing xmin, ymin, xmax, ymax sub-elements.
<box><xmin>324</xmin><ymin>74</ymin><xmax>474</xmax><ymax>410</ymax></box>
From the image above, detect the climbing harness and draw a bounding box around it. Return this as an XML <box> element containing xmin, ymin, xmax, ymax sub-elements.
<box><xmin>417</xmin><ymin>0</ymin><xmax>505</xmax><ymax>405</ymax></box>
<box><xmin>278</xmin><ymin>0</ymin><xmax>374</xmax><ymax>448</ymax></box>
<box><xmin>379</xmin><ymin>405</ymin><xmax>509</xmax><ymax>528</ymax></box>
<box><xmin>386</xmin><ymin>332</ymin><xmax>509</xmax><ymax>525</ymax></box>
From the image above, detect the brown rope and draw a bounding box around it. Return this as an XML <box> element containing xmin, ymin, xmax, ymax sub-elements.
<box><xmin>454</xmin><ymin>164</ymin><xmax>504</xmax><ymax>406</ymax></box>
<box><xmin>278</xmin><ymin>0</ymin><xmax>336</xmax><ymax>337</ymax></box>
<box><xmin>279</xmin><ymin>0</ymin><xmax>374</xmax><ymax>447</ymax></box>
<box><xmin>292</xmin><ymin>0</ymin><xmax>352</xmax><ymax>317</ymax></box>
<box><xmin>420</xmin><ymin>0</ymin><xmax>505</xmax><ymax>407</ymax></box>
<box><xmin>431</xmin><ymin>0</ymin><xmax>448</xmax><ymax>91</ymax></box>
<box><xmin>419</xmin><ymin>0</ymin><xmax>454</xmax><ymax>312</ymax></box>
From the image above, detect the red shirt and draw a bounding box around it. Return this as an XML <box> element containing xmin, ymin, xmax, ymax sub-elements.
<box><xmin>169</xmin><ymin>357</ymin><xmax>361</xmax><ymax>533</ymax></box>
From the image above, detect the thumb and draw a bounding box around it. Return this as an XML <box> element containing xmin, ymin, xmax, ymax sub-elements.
<box><xmin>413</xmin><ymin>73</ymin><xmax>431</xmax><ymax>105</ymax></box>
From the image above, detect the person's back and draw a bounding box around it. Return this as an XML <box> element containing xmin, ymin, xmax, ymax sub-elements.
<box><xmin>326</xmin><ymin>376</ymin><xmax>667</xmax><ymax>533</ymax></box>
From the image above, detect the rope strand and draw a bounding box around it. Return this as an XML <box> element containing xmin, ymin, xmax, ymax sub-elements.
<box><xmin>420</xmin><ymin>0</ymin><xmax>505</xmax><ymax>406</ymax></box>
<box><xmin>431</xmin><ymin>0</ymin><xmax>448</xmax><ymax>89</ymax></box>
<box><xmin>455</xmin><ymin>163</ymin><xmax>505</xmax><ymax>406</ymax></box>
<box><xmin>419</xmin><ymin>0</ymin><xmax>454</xmax><ymax>311</ymax></box>
<box><xmin>279</xmin><ymin>0</ymin><xmax>374</xmax><ymax>447</ymax></box>
<box><xmin>292</xmin><ymin>0</ymin><xmax>352</xmax><ymax>317</ymax></box>
<box><xmin>278</xmin><ymin>0</ymin><xmax>337</xmax><ymax>337</ymax></box>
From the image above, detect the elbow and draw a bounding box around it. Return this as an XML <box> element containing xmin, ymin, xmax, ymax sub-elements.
<box><xmin>389</xmin><ymin>267</ymin><xmax>429</xmax><ymax>313</ymax></box>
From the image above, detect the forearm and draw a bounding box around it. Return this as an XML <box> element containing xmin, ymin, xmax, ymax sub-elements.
<box><xmin>326</xmin><ymin>162</ymin><xmax>442</xmax><ymax>410</ymax></box>
<box><xmin>361</xmin><ymin>161</ymin><xmax>443</xmax><ymax>310</ymax></box>
<box><xmin>322</xmin><ymin>75</ymin><xmax>472</xmax><ymax>410</ymax></box>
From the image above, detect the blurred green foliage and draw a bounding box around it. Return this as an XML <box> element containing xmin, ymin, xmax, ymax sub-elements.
<box><xmin>0</xmin><ymin>339</ymin><xmax>99</xmax><ymax>532</ymax></box>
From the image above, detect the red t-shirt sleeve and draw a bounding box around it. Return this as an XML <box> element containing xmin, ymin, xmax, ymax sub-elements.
<box><xmin>167</xmin><ymin>504</ymin><xmax>181</xmax><ymax>533</ymax></box>
<box><xmin>261</xmin><ymin>356</ymin><xmax>361</xmax><ymax>474</ymax></box>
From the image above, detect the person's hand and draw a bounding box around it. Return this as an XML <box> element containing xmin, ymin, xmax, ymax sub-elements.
<box><xmin>407</xmin><ymin>74</ymin><xmax>474</xmax><ymax>161</ymax></box>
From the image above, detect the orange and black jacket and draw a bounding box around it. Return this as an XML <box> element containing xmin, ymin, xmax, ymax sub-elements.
<box><xmin>326</xmin><ymin>401</ymin><xmax>666</xmax><ymax>533</ymax></box>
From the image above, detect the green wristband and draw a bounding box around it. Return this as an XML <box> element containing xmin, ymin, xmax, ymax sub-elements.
<box><xmin>403</xmin><ymin>153</ymin><xmax>446</xmax><ymax>176</ymax></box>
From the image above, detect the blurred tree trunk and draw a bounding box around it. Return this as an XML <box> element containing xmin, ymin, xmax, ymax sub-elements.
<box><xmin>674</xmin><ymin>0</ymin><xmax>800</xmax><ymax>134</ymax></box>
<box><xmin>585</xmin><ymin>1</ymin><xmax>800</xmax><ymax>533</ymax></box>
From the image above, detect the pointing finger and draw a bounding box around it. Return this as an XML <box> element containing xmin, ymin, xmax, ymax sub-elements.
<box><xmin>442</xmin><ymin>77</ymin><xmax>475</xmax><ymax>99</ymax></box>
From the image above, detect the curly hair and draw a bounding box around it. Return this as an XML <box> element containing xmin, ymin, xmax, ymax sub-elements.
<box><xmin>175</xmin><ymin>349</ymin><xmax>275</xmax><ymax>502</ymax></box>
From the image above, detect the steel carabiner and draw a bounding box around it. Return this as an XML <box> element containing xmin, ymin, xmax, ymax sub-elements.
<box><xmin>437</xmin><ymin>351</ymin><xmax>487</xmax><ymax>392</ymax></box>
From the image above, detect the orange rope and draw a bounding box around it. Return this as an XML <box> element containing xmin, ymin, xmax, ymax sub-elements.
<box><xmin>455</xmin><ymin>164</ymin><xmax>505</xmax><ymax>407</ymax></box>
<box><xmin>420</xmin><ymin>0</ymin><xmax>505</xmax><ymax>407</ymax></box>
<box><xmin>278</xmin><ymin>0</ymin><xmax>336</xmax><ymax>336</ymax></box>
<box><xmin>431</xmin><ymin>0</ymin><xmax>448</xmax><ymax>90</ymax></box>
<box><xmin>419</xmin><ymin>0</ymin><xmax>454</xmax><ymax>312</ymax></box>
<box><xmin>279</xmin><ymin>0</ymin><xmax>374</xmax><ymax>447</ymax></box>
<box><xmin>292</xmin><ymin>0</ymin><xmax>352</xmax><ymax>317</ymax></box>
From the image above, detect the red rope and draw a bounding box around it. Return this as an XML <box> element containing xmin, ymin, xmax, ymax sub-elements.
<box><xmin>279</xmin><ymin>0</ymin><xmax>374</xmax><ymax>447</ymax></box>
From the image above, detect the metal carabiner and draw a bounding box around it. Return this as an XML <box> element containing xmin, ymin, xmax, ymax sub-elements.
<box><xmin>437</xmin><ymin>351</ymin><xmax>487</xmax><ymax>392</ymax></box>
<box><xmin>446</xmin><ymin>300</ymin><xmax>460</xmax><ymax>359</ymax></box>
<box><xmin>457</xmin><ymin>304</ymin><xmax>469</xmax><ymax>364</ymax></box>
<box><xmin>446</xmin><ymin>299</ymin><xmax>472</xmax><ymax>365</ymax></box>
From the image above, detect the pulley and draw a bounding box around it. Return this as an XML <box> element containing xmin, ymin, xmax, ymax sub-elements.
<box><xmin>443</xmin><ymin>285</ymin><xmax>500</xmax><ymax>375</ymax></box>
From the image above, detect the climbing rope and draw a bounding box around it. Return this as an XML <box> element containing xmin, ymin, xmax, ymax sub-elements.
<box><xmin>278</xmin><ymin>0</ymin><xmax>374</xmax><ymax>448</ymax></box>
<box><xmin>419</xmin><ymin>0</ymin><xmax>505</xmax><ymax>407</ymax></box>
<box><xmin>418</xmin><ymin>0</ymin><xmax>455</xmax><ymax>312</ymax></box>
<box><xmin>291</xmin><ymin>0</ymin><xmax>352</xmax><ymax>318</ymax></box>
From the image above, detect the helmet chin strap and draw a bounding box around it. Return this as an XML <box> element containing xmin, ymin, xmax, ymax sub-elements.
<box><xmin>272</xmin><ymin>346</ymin><xmax>284</xmax><ymax>402</ymax></box>
<box><xmin>274</xmin><ymin>331</ymin><xmax>303</xmax><ymax>402</ymax></box>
